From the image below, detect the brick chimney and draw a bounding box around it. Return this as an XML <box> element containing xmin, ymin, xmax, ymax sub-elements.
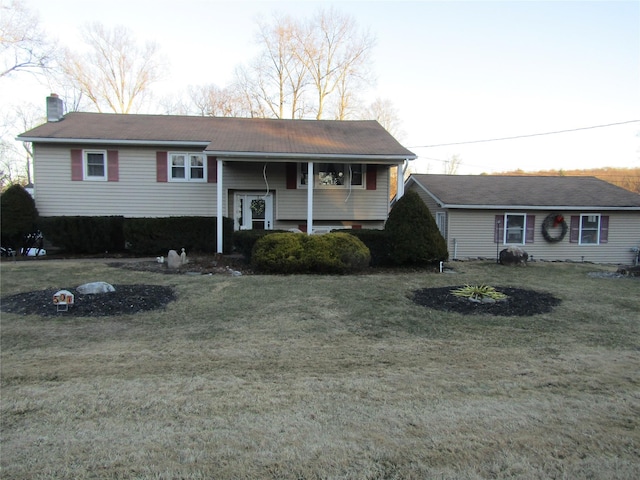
<box><xmin>46</xmin><ymin>94</ymin><xmax>64</xmax><ymax>122</ymax></box>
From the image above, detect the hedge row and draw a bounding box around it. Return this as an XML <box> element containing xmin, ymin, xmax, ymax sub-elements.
<box><xmin>38</xmin><ymin>216</ymin><xmax>233</xmax><ymax>255</ymax></box>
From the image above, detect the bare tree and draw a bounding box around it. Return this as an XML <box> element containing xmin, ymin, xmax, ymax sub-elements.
<box><xmin>0</xmin><ymin>0</ymin><xmax>55</xmax><ymax>78</ymax></box>
<box><xmin>296</xmin><ymin>7</ymin><xmax>375</xmax><ymax>120</ymax></box>
<box><xmin>443</xmin><ymin>154</ymin><xmax>462</xmax><ymax>175</ymax></box>
<box><xmin>361</xmin><ymin>97</ymin><xmax>405</xmax><ymax>140</ymax></box>
<box><xmin>0</xmin><ymin>103</ymin><xmax>43</xmax><ymax>189</ymax></box>
<box><xmin>235</xmin><ymin>14</ymin><xmax>310</xmax><ymax>119</ymax></box>
<box><xmin>60</xmin><ymin>23</ymin><xmax>164</xmax><ymax>113</ymax></box>
<box><xmin>186</xmin><ymin>83</ymin><xmax>247</xmax><ymax>117</ymax></box>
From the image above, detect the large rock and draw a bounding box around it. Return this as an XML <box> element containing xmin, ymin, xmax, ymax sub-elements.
<box><xmin>77</xmin><ymin>282</ymin><xmax>115</xmax><ymax>294</ymax></box>
<box><xmin>167</xmin><ymin>249</ymin><xmax>181</xmax><ymax>269</ymax></box>
<box><xmin>499</xmin><ymin>246</ymin><xmax>528</xmax><ymax>266</ymax></box>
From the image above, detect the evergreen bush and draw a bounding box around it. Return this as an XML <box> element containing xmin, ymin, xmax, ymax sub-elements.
<box><xmin>232</xmin><ymin>229</ymin><xmax>290</xmax><ymax>261</ymax></box>
<box><xmin>384</xmin><ymin>190</ymin><xmax>448</xmax><ymax>266</ymax></box>
<box><xmin>252</xmin><ymin>232</ymin><xmax>370</xmax><ymax>274</ymax></box>
<box><xmin>338</xmin><ymin>228</ymin><xmax>393</xmax><ymax>267</ymax></box>
<box><xmin>0</xmin><ymin>185</ymin><xmax>39</xmax><ymax>252</ymax></box>
<box><xmin>38</xmin><ymin>216</ymin><xmax>125</xmax><ymax>254</ymax></box>
<box><xmin>123</xmin><ymin>216</ymin><xmax>233</xmax><ymax>255</ymax></box>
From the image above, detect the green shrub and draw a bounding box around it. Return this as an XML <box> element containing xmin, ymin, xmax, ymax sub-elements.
<box><xmin>337</xmin><ymin>228</ymin><xmax>394</xmax><ymax>267</ymax></box>
<box><xmin>38</xmin><ymin>216</ymin><xmax>125</xmax><ymax>254</ymax></box>
<box><xmin>1</xmin><ymin>184</ymin><xmax>39</xmax><ymax>251</ymax></box>
<box><xmin>251</xmin><ymin>232</ymin><xmax>305</xmax><ymax>273</ymax></box>
<box><xmin>385</xmin><ymin>190</ymin><xmax>448</xmax><ymax>266</ymax></box>
<box><xmin>252</xmin><ymin>232</ymin><xmax>370</xmax><ymax>274</ymax></box>
<box><xmin>232</xmin><ymin>229</ymin><xmax>290</xmax><ymax>261</ymax></box>
<box><xmin>123</xmin><ymin>217</ymin><xmax>233</xmax><ymax>255</ymax></box>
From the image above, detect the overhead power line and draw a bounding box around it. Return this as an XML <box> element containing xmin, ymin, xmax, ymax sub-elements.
<box><xmin>410</xmin><ymin>120</ymin><xmax>640</xmax><ymax>149</ymax></box>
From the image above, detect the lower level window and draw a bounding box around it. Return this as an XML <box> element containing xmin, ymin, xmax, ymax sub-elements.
<box><xmin>580</xmin><ymin>214</ymin><xmax>600</xmax><ymax>244</ymax></box>
<box><xmin>505</xmin><ymin>214</ymin><xmax>525</xmax><ymax>244</ymax></box>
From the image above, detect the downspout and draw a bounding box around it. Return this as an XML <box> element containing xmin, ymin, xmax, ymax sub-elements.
<box><xmin>307</xmin><ymin>161</ymin><xmax>314</xmax><ymax>234</ymax></box>
<box><xmin>396</xmin><ymin>161</ymin><xmax>407</xmax><ymax>199</ymax></box>
<box><xmin>216</xmin><ymin>159</ymin><xmax>224</xmax><ymax>253</ymax></box>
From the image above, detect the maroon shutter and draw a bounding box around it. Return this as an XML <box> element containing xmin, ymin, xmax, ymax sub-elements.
<box><xmin>71</xmin><ymin>149</ymin><xmax>83</xmax><ymax>181</ymax></box>
<box><xmin>600</xmin><ymin>215</ymin><xmax>609</xmax><ymax>243</ymax></box>
<box><xmin>107</xmin><ymin>150</ymin><xmax>119</xmax><ymax>182</ymax></box>
<box><xmin>207</xmin><ymin>156</ymin><xmax>217</xmax><ymax>183</ymax></box>
<box><xmin>366</xmin><ymin>165</ymin><xmax>377</xmax><ymax>190</ymax></box>
<box><xmin>525</xmin><ymin>215</ymin><xmax>535</xmax><ymax>244</ymax></box>
<box><xmin>494</xmin><ymin>215</ymin><xmax>504</xmax><ymax>243</ymax></box>
<box><xmin>286</xmin><ymin>163</ymin><xmax>297</xmax><ymax>189</ymax></box>
<box><xmin>569</xmin><ymin>216</ymin><xmax>580</xmax><ymax>243</ymax></box>
<box><xmin>156</xmin><ymin>151</ymin><xmax>168</xmax><ymax>182</ymax></box>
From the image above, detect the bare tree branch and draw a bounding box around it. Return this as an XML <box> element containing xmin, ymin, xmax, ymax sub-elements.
<box><xmin>60</xmin><ymin>23</ymin><xmax>164</xmax><ymax>113</ymax></box>
<box><xmin>0</xmin><ymin>0</ymin><xmax>56</xmax><ymax>79</ymax></box>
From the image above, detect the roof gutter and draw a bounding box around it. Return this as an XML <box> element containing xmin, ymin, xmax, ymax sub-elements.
<box><xmin>204</xmin><ymin>150</ymin><xmax>416</xmax><ymax>163</ymax></box>
<box><xmin>439</xmin><ymin>204</ymin><xmax>640</xmax><ymax>211</ymax></box>
<box><xmin>16</xmin><ymin>137</ymin><xmax>211</xmax><ymax>147</ymax></box>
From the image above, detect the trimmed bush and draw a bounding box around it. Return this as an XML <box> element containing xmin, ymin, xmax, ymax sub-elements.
<box><xmin>38</xmin><ymin>216</ymin><xmax>125</xmax><ymax>254</ymax></box>
<box><xmin>1</xmin><ymin>184</ymin><xmax>39</xmax><ymax>251</ymax></box>
<box><xmin>252</xmin><ymin>232</ymin><xmax>370</xmax><ymax>274</ymax></box>
<box><xmin>385</xmin><ymin>190</ymin><xmax>448</xmax><ymax>266</ymax></box>
<box><xmin>123</xmin><ymin>216</ymin><xmax>233</xmax><ymax>255</ymax></box>
<box><xmin>232</xmin><ymin>229</ymin><xmax>290</xmax><ymax>261</ymax></box>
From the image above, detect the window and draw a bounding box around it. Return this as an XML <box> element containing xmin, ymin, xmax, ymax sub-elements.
<box><xmin>570</xmin><ymin>215</ymin><xmax>609</xmax><ymax>245</ymax></box>
<box><xmin>495</xmin><ymin>213</ymin><xmax>535</xmax><ymax>245</ymax></box>
<box><xmin>505</xmin><ymin>214</ymin><xmax>526</xmax><ymax>244</ymax></box>
<box><xmin>169</xmin><ymin>153</ymin><xmax>206</xmax><ymax>181</ymax></box>
<box><xmin>436</xmin><ymin>212</ymin><xmax>446</xmax><ymax>237</ymax></box>
<box><xmin>298</xmin><ymin>163</ymin><xmax>364</xmax><ymax>188</ymax></box>
<box><xmin>84</xmin><ymin>150</ymin><xmax>106</xmax><ymax>180</ymax></box>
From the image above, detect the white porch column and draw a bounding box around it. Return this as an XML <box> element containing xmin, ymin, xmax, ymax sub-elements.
<box><xmin>396</xmin><ymin>162</ymin><xmax>405</xmax><ymax>199</ymax></box>
<box><xmin>216</xmin><ymin>159</ymin><xmax>224</xmax><ymax>253</ymax></box>
<box><xmin>307</xmin><ymin>161</ymin><xmax>314</xmax><ymax>234</ymax></box>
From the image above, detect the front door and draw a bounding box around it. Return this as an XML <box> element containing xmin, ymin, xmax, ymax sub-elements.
<box><xmin>236</xmin><ymin>193</ymin><xmax>273</xmax><ymax>230</ymax></box>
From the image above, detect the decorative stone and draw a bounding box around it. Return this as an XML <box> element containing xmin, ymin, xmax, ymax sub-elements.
<box><xmin>499</xmin><ymin>246</ymin><xmax>529</xmax><ymax>266</ymax></box>
<box><xmin>180</xmin><ymin>248</ymin><xmax>187</xmax><ymax>265</ymax></box>
<box><xmin>167</xmin><ymin>250</ymin><xmax>181</xmax><ymax>269</ymax></box>
<box><xmin>77</xmin><ymin>282</ymin><xmax>115</xmax><ymax>294</ymax></box>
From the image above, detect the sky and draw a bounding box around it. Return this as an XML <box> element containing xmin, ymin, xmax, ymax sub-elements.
<box><xmin>2</xmin><ymin>0</ymin><xmax>639</xmax><ymax>175</ymax></box>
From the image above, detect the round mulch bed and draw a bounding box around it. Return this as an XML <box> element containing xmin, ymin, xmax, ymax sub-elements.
<box><xmin>0</xmin><ymin>284</ymin><xmax>176</xmax><ymax>317</ymax></box>
<box><xmin>412</xmin><ymin>286</ymin><xmax>561</xmax><ymax>316</ymax></box>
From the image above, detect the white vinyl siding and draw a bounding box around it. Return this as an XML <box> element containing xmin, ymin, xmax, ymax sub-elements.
<box><xmin>33</xmin><ymin>145</ymin><xmax>219</xmax><ymax>217</ymax></box>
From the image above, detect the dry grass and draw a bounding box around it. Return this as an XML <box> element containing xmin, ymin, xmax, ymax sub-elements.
<box><xmin>1</xmin><ymin>259</ymin><xmax>639</xmax><ymax>479</ymax></box>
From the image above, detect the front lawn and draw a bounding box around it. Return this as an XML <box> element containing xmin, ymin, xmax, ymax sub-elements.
<box><xmin>1</xmin><ymin>259</ymin><xmax>638</xmax><ymax>479</ymax></box>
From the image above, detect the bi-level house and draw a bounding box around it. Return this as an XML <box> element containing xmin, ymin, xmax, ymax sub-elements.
<box><xmin>18</xmin><ymin>95</ymin><xmax>416</xmax><ymax>253</ymax></box>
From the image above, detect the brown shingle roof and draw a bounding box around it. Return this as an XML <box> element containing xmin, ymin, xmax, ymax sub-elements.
<box><xmin>18</xmin><ymin>112</ymin><xmax>416</xmax><ymax>160</ymax></box>
<box><xmin>409</xmin><ymin>174</ymin><xmax>640</xmax><ymax>209</ymax></box>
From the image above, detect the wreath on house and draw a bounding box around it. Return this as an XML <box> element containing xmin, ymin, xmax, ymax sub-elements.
<box><xmin>542</xmin><ymin>212</ymin><xmax>568</xmax><ymax>243</ymax></box>
<box><xmin>250</xmin><ymin>199</ymin><xmax>265</xmax><ymax>217</ymax></box>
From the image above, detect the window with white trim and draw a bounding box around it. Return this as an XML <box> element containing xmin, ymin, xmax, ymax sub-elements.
<box><xmin>579</xmin><ymin>214</ymin><xmax>600</xmax><ymax>244</ymax></box>
<box><xmin>298</xmin><ymin>163</ymin><xmax>364</xmax><ymax>188</ymax></box>
<box><xmin>84</xmin><ymin>150</ymin><xmax>107</xmax><ymax>181</ymax></box>
<box><xmin>169</xmin><ymin>153</ymin><xmax>206</xmax><ymax>182</ymax></box>
<box><xmin>505</xmin><ymin>213</ymin><xmax>526</xmax><ymax>244</ymax></box>
<box><xmin>436</xmin><ymin>211</ymin><xmax>446</xmax><ymax>237</ymax></box>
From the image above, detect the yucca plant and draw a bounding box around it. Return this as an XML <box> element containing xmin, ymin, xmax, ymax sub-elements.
<box><xmin>450</xmin><ymin>284</ymin><xmax>507</xmax><ymax>301</ymax></box>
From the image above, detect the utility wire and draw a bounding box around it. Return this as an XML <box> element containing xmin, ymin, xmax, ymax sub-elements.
<box><xmin>410</xmin><ymin>120</ymin><xmax>640</xmax><ymax>149</ymax></box>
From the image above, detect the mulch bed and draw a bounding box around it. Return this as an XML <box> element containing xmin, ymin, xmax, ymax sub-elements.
<box><xmin>0</xmin><ymin>284</ymin><xmax>175</xmax><ymax>317</ymax></box>
<box><xmin>412</xmin><ymin>286</ymin><xmax>561</xmax><ymax>316</ymax></box>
